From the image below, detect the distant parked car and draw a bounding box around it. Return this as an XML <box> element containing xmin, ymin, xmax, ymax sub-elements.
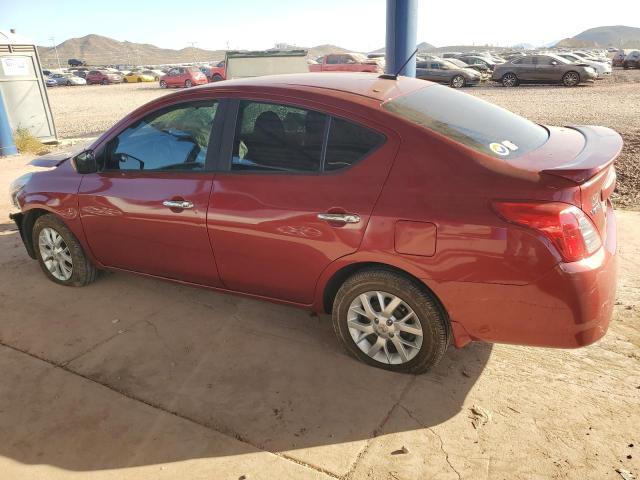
<box><xmin>612</xmin><ymin>50</ymin><xmax>630</xmax><ymax>67</ymax></box>
<box><xmin>416</xmin><ymin>59</ymin><xmax>481</xmax><ymax>88</ymax></box>
<box><xmin>309</xmin><ymin>53</ymin><xmax>382</xmax><ymax>73</ymax></box>
<box><xmin>557</xmin><ymin>53</ymin><xmax>612</xmax><ymax>78</ymax></box>
<box><xmin>623</xmin><ymin>51</ymin><xmax>640</xmax><ymax>69</ymax></box>
<box><xmin>141</xmin><ymin>69</ymin><xmax>164</xmax><ymax>81</ymax></box>
<box><xmin>49</xmin><ymin>73</ymin><xmax>87</xmax><ymax>86</ymax></box>
<box><xmin>86</xmin><ymin>70</ymin><xmax>123</xmax><ymax>85</ymax></box>
<box><xmin>123</xmin><ymin>71</ymin><xmax>155</xmax><ymax>83</ymax></box>
<box><xmin>455</xmin><ymin>55</ymin><xmax>497</xmax><ymax>72</ymax></box>
<box><xmin>159</xmin><ymin>67</ymin><xmax>208</xmax><ymax>88</ymax></box>
<box><xmin>72</xmin><ymin>70</ymin><xmax>88</xmax><ymax>79</ymax></box>
<box><xmin>492</xmin><ymin>54</ymin><xmax>597</xmax><ymax>87</ymax></box>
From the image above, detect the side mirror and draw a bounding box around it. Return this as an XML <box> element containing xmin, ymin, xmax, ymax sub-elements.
<box><xmin>73</xmin><ymin>150</ymin><xmax>97</xmax><ymax>174</ymax></box>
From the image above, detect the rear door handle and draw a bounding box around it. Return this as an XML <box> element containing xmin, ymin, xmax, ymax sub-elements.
<box><xmin>317</xmin><ymin>213</ymin><xmax>361</xmax><ymax>224</ymax></box>
<box><xmin>163</xmin><ymin>200</ymin><xmax>194</xmax><ymax>209</ymax></box>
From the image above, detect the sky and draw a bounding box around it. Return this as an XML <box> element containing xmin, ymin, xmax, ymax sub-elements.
<box><xmin>4</xmin><ymin>0</ymin><xmax>639</xmax><ymax>51</ymax></box>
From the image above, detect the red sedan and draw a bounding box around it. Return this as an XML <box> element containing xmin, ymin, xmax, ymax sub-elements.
<box><xmin>8</xmin><ymin>73</ymin><xmax>620</xmax><ymax>373</ymax></box>
<box><xmin>159</xmin><ymin>66</ymin><xmax>208</xmax><ymax>88</ymax></box>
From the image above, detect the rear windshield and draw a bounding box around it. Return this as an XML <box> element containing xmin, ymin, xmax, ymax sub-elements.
<box><xmin>383</xmin><ymin>85</ymin><xmax>549</xmax><ymax>159</ymax></box>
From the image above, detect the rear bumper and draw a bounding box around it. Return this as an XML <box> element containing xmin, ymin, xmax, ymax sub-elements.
<box><xmin>433</xmin><ymin>209</ymin><xmax>618</xmax><ymax>349</ymax></box>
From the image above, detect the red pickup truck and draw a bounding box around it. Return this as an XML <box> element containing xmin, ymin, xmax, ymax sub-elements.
<box><xmin>309</xmin><ymin>53</ymin><xmax>382</xmax><ymax>73</ymax></box>
<box><xmin>204</xmin><ymin>61</ymin><xmax>226</xmax><ymax>82</ymax></box>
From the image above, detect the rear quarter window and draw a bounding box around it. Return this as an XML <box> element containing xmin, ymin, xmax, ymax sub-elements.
<box><xmin>383</xmin><ymin>85</ymin><xmax>548</xmax><ymax>159</ymax></box>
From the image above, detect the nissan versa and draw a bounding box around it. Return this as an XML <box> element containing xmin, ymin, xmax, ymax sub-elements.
<box><xmin>9</xmin><ymin>73</ymin><xmax>620</xmax><ymax>374</ymax></box>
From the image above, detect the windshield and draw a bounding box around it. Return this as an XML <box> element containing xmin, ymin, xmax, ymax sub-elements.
<box><xmin>383</xmin><ymin>85</ymin><xmax>549</xmax><ymax>159</ymax></box>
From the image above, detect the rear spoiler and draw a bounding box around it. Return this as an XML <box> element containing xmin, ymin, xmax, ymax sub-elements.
<box><xmin>540</xmin><ymin>125</ymin><xmax>623</xmax><ymax>184</ymax></box>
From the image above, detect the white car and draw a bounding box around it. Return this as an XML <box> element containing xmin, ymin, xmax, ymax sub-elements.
<box><xmin>49</xmin><ymin>73</ymin><xmax>87</xmax><ymax>86</ymax></box>
<box><xmin>558</xmin><ymin>53</ymin><xmax>612</xmax><ymax>78</ymax></box>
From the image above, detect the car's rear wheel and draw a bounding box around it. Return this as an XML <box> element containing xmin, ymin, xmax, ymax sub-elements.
<box><xmin>137</xmin><ymin>78</ymin><xmax>142</xmax><ymax>82</ymax></box>
<box><xmin>159</xmin><ymin>80</ymin><xmax>167</xmax><ymax>88</ymax></box>
<box><xmin>450</xmin><ymin>75</ymin><xmax>465</xmax><ymax>88</ymax></box>
<box><xmin>332</xmin><ymin>269</ymin><xmax>450</xmax><ymax>374</ymax></box>
<box><xmin>66</xmin><ymin>80</ymin><xmax>71</xmax><ymax>86</ymax></box>
<box><xmin>212</xmin><ymin>74</ymin><xmax>223</xmax><ymax>82</ymax></box>
<box><xmin>185</xmin><ymin>79</ymin><xmax>192</xmax><ymax>88</ymax></box>
<box><xmin>101</xmin><ymin>79</ymin><xmax>107</xmax><ymax>85</ymax></box>
<box><xmin>562</xmin><ymin>71</ymin><xmax>580</xmax><ymax>87</ymax></box>
<box><xmin>32</xmin><ymin>214</ymin><xmax>98</xmax><ymax>287</ymax></box>
<box><xmin>501</xmin><ymin>72</ymin><xmax>518</xmax><ymax>87</ymax></box>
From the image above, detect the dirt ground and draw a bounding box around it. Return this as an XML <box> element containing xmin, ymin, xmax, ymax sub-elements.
<box><xmin>0</xmin><ymin>72</ymin><xmax>639</xmax><ymax>480</ymax></box>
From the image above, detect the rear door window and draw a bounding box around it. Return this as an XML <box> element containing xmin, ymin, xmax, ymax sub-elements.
<box><xmin>232</xmin><ymin>101</ymin><xmax>326</xmax><ymax>172</ymax></box>
<box><xmin>325</xmin><ymin>118</ymin><xmax>384</xmax><ymax>171</ymax></box>
<box><xmin>383</xmin><ymin>85</ymin><xmax>548</xmax><ymax>159</ymax></box>
<box><xmin>230</xmin><ymin>100</ymin><xmax>385</xmax><ymax>173</ymax></box>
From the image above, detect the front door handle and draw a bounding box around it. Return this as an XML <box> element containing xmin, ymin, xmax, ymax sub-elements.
<box><xmin>162</xmin><ymin>200</ymin><xmax>194</xmax><ymax>209</ymax></box>
<box><xmin>317</xmin><ymin>213</ymin><xmax>361</xmax><ymax>224</ymax></box>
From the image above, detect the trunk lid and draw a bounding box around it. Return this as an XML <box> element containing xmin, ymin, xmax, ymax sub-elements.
<box><xmin>518</xmin><ymin>125</ymin><xmax>622</xmax><ymax>237</ymax></box>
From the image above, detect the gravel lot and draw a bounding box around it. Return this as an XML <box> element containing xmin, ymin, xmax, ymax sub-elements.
<box><xmin>46</xmin><ymin>69</ymin><xmax>640</xmax><ymax>208</ymax></box>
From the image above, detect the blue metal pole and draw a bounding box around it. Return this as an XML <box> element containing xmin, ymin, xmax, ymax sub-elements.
<box><xmin>385</xmin><ymin>0</ymin><xmax>418</xmax><ymax>77</ymax></box>
<box><xmin>0</xmin><ymin>90</ymin><xmax>18</xmax><ymax>156</ymax></box>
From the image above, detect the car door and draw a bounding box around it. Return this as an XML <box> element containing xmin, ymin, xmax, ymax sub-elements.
<box><xmin>513</xmin><ymin>56</ymin><xmax>536</xmax><ymax>80</ymax></box>
<box><xmin>78</xmin><ymin>99</ymin><xmax>224</xmax><ymax>286</ymax></box>
<box><xmin>166</xmin><ymin>68</ymin><xmax>180</xmax><ymax>87</ymax></box>
<box><xmin>534</xmin><ymin>55</ymin><xmax>561</xmax><ymax>82</ymax></box>
<box><xmin>324</xmin><ymin>55</ymin><xmax>341</xmax><ymax>72</ymax></box>
<box><xmin>207</xmin><ymin>98</ymin><xmax>398</xmax><ymax>304</ymax></box>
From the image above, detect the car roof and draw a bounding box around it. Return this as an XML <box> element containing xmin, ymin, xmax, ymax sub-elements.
<box><xmin>193</xmin><ymin>72</ymin><xmax>428</xmax><ymax>102</ymax></box>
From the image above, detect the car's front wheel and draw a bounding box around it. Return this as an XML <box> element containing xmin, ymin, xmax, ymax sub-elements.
<box><xmin>562</xmin><ymin>71</ymin><xmax>580</xmax><ymax>87</ymax></box>
<box><xmin>32</xmin><ymin>214</ymin><xmax>98</xmax><ymax>287</ymax></box>
<box><xmin>101</xmin><ymin>79</ymin><xmax>108</xmax><ymax>85</ymax></box>
<box><xmin>450</xmin><ymin>75</ymin><xmax>465</xmax><ymax>88</ymax></box>
<box><xmin>159</xmin><ymin>80</ymin><xmax>167</xmax><ymax>88</ymax></box>
<box><xmin>501</xmin><ymin>72</ymin><xmax>518</xmax><ymax>87</ymax></box>
<box><xmin>332</xmin><ymin>269</ymin><xmax>450</xmax><ymax>374</ymax></box>
<box><xmin>185</xmin><ymin>79</ymin><xmax>192</xmax><ymax>88</ymax></box>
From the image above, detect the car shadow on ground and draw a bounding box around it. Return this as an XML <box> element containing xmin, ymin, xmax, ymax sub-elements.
<box><xmin>0</xmin><ymin>225</ymin><xmax>492</xmax><ymax>474</ymax></box>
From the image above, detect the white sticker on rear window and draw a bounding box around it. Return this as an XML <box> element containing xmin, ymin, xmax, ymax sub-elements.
<box><xmin>502</xmin><ymin>140</ymin><xmax>519</xmax><ymax>151</ymax></box>
<box><xmin>490</xmin><ymin>142</ymin><xmax>510</xmax><ymax>156</ymax></box>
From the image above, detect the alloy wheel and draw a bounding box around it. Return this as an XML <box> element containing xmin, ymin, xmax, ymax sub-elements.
<box><xmin>451</xmin><ymin>75</ymin><xmax>465</xmax><ymax>88</ymax></box>
<box><xmin>347</xmin><ymin>291</ymin><xmax>424</xmax><ymax>365</ymax></box>
<box><xmin>502</xmin><ymin>73</ymin><xmax>517</xmax><ymax>87</ymax></box>
<box><xmin>563</xmin><ymin>72</ymin><xmax>579</xmax><ymax>87</ymax></box>
<box><xmin>38</xmin><ymin>227</ymin><xmax>73</xmax><ymax>281</ymax></box>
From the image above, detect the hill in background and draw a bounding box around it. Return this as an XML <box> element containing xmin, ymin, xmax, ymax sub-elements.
<box><xmin>555</xmin><ymin>25</ymin><xmax>640</xmax><ymax>48</ymax></box>
<box><xmin>38</xmin><ymin>34</ymin><xmax>227</xmax><ymax>66</ymax></box>
<box><xmin>37</xmin><ymin>35</ymin><xmax>357</xmax><ymax>67</ymax></box>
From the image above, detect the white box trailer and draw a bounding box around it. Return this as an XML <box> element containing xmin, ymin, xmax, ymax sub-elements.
<box><xmin>225</xmin><ymin>50</ymin><xmax>309</xmax><ymax>79</ymax></box>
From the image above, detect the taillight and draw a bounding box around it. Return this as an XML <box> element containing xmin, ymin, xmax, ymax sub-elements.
<box><xmin>491</xmin><ymin>201</ymin><xmax>602</xmax><ymax>262</ymax></box>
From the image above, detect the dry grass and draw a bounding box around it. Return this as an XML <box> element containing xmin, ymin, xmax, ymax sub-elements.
<box><xmin>13</xmin><ymin>128</ymin><xmax>50</xmax><ymax>155</ymax></box>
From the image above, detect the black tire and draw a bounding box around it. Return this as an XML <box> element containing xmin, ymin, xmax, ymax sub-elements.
<box><xmin>450</xmin><ymin>75</ymin><xmax>465</xmax><ymax>88</ymax></box>
<box><xmin>185</xmin><ymin>79</ymin><xmax>192</xmax><ymax>88</ymax></box>
<box><xmin>101</xmin><ymin>79</ymin><xmax>108</xmax><ymax>85</ymax></box>
<box><xmin>32</xmin><ymin>214</ymin><xmax>98</xmax><ymax>287</ymax></box>
<box><xmin>66</xmin><ymin>81</ymin><xmax>71</xmax><ymax>86</ymax></box>
<box><xmin>332</xmin><ymin>269</ymin><xmax>450</xmax><ymax>374</ymax></box>
<box><xmin>501</xmin><ymin>72</ymin><xmax>518</xmax><ymax>87</ymax></box>
<box><xmin>211</xmin><ymin>74</ymin><xmax>223</xmax><ymax>82</ymax></box>
<box><xmin>137</xmin><ymin>78</ymin><xmax>142</xmax><ymax>82</ymax></box>
<box><xmin>159</xmin><ymin>80</ymin><xmax>167</xmax><ymax>88</ymax></box>
<box><xmin>562</xmin><ymin>71</ymin><xmax>580</xmax><ymax>87</ymax></box>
